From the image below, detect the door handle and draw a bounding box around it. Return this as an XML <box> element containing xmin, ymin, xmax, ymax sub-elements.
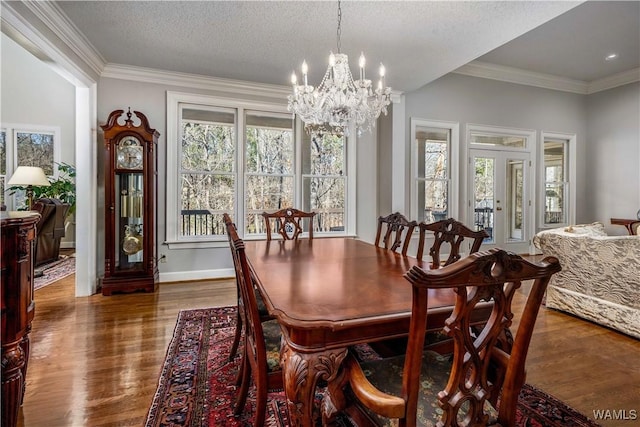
<box><xmin>496</xmin><ymin>207</ymin><xmax>503</xmax><ymax>211</ymax></box>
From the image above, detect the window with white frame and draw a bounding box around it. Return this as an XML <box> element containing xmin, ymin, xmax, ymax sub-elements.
<box><xmin>166</xmin><ymin>92</ymin><xmax>351</xmax><ymax>245</ymax></box>
<box><xmin>1</xmin><ymin>125</ymin><xmax>59</xmax><ymax>209</ymax></box>
<box><xmin>542</xmin><ymin>137</ymin><xmax>569</xmax><ymax>226</ymax></box>
<box><xmin>302</xmin><ymin>132</ymin><xmax>346</xmax><ymax>232</ymax></box>
<box><xmin>411</xmin><ymin>119</ymin><xmax>459</xmax><ymax>223</ymax></box>
<box><xmin>245</xmin><ymin>111</ymin><xmax>295</xmax><ymax>235</ymax></box>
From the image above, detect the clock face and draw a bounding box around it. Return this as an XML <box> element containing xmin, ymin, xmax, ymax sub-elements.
<box><xmin>116</xmin><ymin>136</ymin><xmax>143</xmax><ymax>170</ymax></box>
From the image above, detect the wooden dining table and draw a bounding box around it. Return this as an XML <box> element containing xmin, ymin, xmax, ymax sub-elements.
<box><xmin>244</xmin><ymin>237</ymin><xmax>492</xmax><ymax>427</ymax></box>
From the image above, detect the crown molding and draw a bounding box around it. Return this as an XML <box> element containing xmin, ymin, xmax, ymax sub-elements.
<box><xmin>454</xmin><ymin>61</ymin><xmax>589</xmax><ymax>94</ymax></box>
<box><xmin>22</xmin><ymin>0</ymin><xmax>105</xmax><ymax>77</ymax></box>
<box><xmin>588</xmin><ymin>68</ymin><xmax>640</xmax><ymax>94</ymax></box>
<box><xmin>1</xmin><ymin>1</ymin><xmax>99</xmax><ymax>86</ymax></box>
<box><xmin>455</xmin><ymin>60</ymin><xmax>639</xmax><ymax>95</ymax></box>
<box><xmin>101</xmin><ymin>63</ymin><xmax>292</xmax><ymax>100</ymax></box>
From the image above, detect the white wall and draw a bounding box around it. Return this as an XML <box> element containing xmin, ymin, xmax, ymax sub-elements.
<box><xmin>586</xmin><ymin>82</ymin><xmax>640</xmax><ymax>235</ymax></box>
<box><xmin>400</xmin><ymin>73</ymin><xmax>589</xmax><ymax>226</ymax></box>
<box><xmin>1</xmin><ymin>33</ymin><xmax>76</xmax><ymax>245</ymax></box>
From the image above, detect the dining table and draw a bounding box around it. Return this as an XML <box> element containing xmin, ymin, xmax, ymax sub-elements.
<box><xmin>244</xmin><ymin>237</ymin><xmax>492</xmax><ymax>427</ymax></box>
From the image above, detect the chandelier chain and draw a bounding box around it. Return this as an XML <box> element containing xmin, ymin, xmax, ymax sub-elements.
<box><xmin>336</xmin><ymin>0</ymin><xmax>342</xmax><ymax>53</ymax></box>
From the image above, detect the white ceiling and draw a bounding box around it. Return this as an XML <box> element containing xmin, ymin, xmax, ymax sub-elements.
<box><xmin>54</xmin><ymin>0</ymin><xmax>638</xmax><ymax>93</ymax></box>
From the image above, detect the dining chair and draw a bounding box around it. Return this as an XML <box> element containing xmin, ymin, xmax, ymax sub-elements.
<box><xmin>416</xmin><ymin>217</ymin><xmax>489</xmax><ymax>269</ymax></box>
<box><xmin>322</xmin><ymin>248</ymin><xmax>561</xmax><ymax>427</ymax></box>
<box><xmin>223</xmin><ymin>213</ymin><xmax>284</xmax><ymax>426</ymax></box>
<box><xmin>224</xmin><ymin>214</ymin><xmax>274</xmax><ymax>363</ymax></box>
<box><xmin>262</xmin><ymin>207</ymin><xmax>316</xmax><ymax>240</ymax></box>
<box><xmin>374</xmin><ymin>212</ymin><xmax>418</xmax><ymax>256</ymax></box>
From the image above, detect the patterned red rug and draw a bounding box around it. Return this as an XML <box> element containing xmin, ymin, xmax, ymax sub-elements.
<box><xmin>145</xmin><ymin>307</ymin><xmax>601</xmax><ymax>427</ymax></box>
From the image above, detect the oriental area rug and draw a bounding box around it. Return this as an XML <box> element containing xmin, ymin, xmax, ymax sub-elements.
<box><xmin>145</xmin><ymin>307</ymin><xmax>601</xmax><ymax>427</ymax></box>
<box><xmin>34</xmin><ymin>254</ymin><xmax>75</xmax><ymax>290</ymax></box>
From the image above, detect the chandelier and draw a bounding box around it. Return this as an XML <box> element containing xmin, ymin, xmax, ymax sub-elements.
<box><xmin>287</xmin><ymin>1</ymin><xmax>392</xmax><ymax>137</ymax></box>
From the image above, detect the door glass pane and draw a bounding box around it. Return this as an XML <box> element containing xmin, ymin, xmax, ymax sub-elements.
<box><xmin>470</xmin><ymin>133</ymin><xmax>525</xmax><ymax>148</ymax></box>
<box><xmin>507</xmin><ymin>159</ymin><xmax>524</xmax><ymax>241</ymax></box>
<box><xmin>473</xmin><ymin>157</ymin><xmax>494</xmax><ymax>242</ymax></box>
<box><xmin>544</xmin><ymin>139</ymin><xmax>566</xmax><ymax>225</ymax></box>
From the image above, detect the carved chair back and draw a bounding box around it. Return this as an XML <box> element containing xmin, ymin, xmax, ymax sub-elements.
<box><xmin>374</xmin><ymin>212</ymin><xmax>418</xmax><ymax>256</ymax></box>
<box><xmin>417</xmin><ymin>218</ymin><xmax>489</xmax><ymax>269</ymax></box>
<box><xmin>326</xmin><ymin>249</ymin><xmax>561</xmax><ymax>427</ymax></box>
<box><xmin>262</xmin><ymin>208</ymin><xmax>316</xmax><ymax>241</ymax></box>
<box><xmin>223</xmin><ymin>213</ymin><xmax>283</xmax><ymax>426</ymax></box>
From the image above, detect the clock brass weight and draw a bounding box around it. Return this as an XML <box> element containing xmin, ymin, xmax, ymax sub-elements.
<box><xmin>100</xmin><ymin>108</ymin><xmax>159</xmax><ymax>295</ymax></box>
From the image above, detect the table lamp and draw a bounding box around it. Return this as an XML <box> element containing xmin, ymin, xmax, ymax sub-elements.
<box><xmin>7</xmin><ymin>166</ymin><xmax>51</xmax><ymax>210</ymax></box>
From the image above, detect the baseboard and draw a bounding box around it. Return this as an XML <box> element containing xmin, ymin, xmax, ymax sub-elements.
<box><xmin>159</xmin><ymin>268</ymin><xmax>234</xmax><ymax>283</ymax></box>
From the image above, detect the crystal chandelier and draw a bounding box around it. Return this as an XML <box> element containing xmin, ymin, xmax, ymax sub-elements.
<box><xmin>287</xmin><ymin>1</ymin><xmax>392</xmax><ymax>137</ymax></box>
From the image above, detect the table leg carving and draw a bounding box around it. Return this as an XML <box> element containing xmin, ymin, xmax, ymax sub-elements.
<box><xmin>2</xmin><ymin>342</ymin><xmax>26</xmax><ymax>427</ymax></box>
<box><xmin>281</xmin><ymin>343</ymin><xmax>347</xmax><ymax>427</ymax></box>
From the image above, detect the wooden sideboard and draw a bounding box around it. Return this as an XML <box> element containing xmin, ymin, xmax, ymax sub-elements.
<box><xmin>1</xmin><ymin>211</ymin><xmax>40</xmax><ymax>427</ymax></box>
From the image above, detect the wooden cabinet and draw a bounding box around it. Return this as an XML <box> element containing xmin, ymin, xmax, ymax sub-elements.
<box><xmin>1</xmin><ymin>211</ymin><xmax>39</xmax><ymax>427</ymax></box>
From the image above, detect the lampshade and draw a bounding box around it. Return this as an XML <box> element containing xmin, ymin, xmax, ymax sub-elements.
<box><xmin>7</xmin><ymin>166</ymin><xmax>51</xmax><ymax>187</ymax></box>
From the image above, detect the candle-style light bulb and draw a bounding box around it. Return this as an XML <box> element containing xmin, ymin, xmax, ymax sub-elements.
<box><xmin>379</xmin><ymin>63</ymin><xmax>386</xmax><ymax>88</ymax></box>
<box><xmin>291</xmin><ymin>72</ymin><xmax>297</xmax><ymax>85</ymax></box>
<box><xmin>329</xmin><ymin>52</ymin><xmax>336</xmax><ymax>67</ymax></box>
<box><xmin>301</xmin><ymin>60</ymin><xmax>308</xmax><ymax>86</ymax></box>
<box><xmin>359</xmin><ymin>52</ymin><xmax>366</xmax><ymax>80</ymax></box>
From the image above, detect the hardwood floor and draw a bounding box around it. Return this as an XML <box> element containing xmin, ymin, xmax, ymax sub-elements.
<box><xmin>18</xmin><ymin>274</ymin><xmax>640</xmax><ymax>426</ymax></box>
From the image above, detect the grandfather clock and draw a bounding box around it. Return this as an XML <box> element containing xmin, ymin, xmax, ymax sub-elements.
<box><xmin>100</xmin><ymin>108</ymin><xmax>159</xmax><ymax>295</ymax></box>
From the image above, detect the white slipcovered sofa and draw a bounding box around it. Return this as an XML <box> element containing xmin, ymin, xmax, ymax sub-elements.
<box><xmin>533</xmin><ymin>222</ymin><xmax>640</xmax><ymax>339</ymax></box>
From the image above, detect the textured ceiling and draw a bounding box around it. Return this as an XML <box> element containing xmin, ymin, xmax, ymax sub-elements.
<box><xmin>56</xmin><ymin>0</ymin><xmax>588</xmax><ymax>92</ymax></box>
<box><xmin>478</xmin><ymin>1</ymin><xmax>639</xmax><ymax>82</ymax></box>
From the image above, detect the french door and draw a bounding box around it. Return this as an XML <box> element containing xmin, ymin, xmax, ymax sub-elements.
<box><xmin>469</xmin><ymin>149</ymin><xmax>531</xmax><ymax>254</ymax></box>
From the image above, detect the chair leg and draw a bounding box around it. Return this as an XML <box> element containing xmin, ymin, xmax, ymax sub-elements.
<box><xmin>233</xmin><ymin>353</ymin><xmax>250</xmax><ymax>416</ymax></box>
<box><xmin>253</xmin><ymin>369</ymin><xmax>268</xmax><ymax>427</ymax></box>
<box><xmin>229</xmin><ymin>309</ymin><xmax>242</xmax><ymax>362</ymax></box>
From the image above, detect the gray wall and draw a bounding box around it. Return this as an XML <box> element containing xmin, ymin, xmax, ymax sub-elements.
<box><xmin>1</xmin><ymin>33</ymin><xmax>76</xmax><ymax>245</ymax></box>
<box><xmin>401</xmin><ymin>73</ymin><xmax>589</xmax><ymax>225</ymax></box>
<box><xmin>1</xmin><ymin>33</ymin><xmax>76</xmax><ymax>167</ymax></box>
<box><xmin>586</xmin><ymin>82</ymin><xmax>640</xmax><ymax>235</ymax></box>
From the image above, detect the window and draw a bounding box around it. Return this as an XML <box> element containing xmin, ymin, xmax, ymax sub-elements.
<box><xmin>166</xmin><ymin>92</ymin><xmax>352</xmax><ymax>246</ymax></box>
<box><xmin>411</xmin><ymin>119</ymin><xmax>459</xmax><ymax>223</ymax></box>
<box><xmin>180</xmin><ymin>107</ymin><xmax>236</xmax><ymax>238</ymax></box>
<box><xmin>0</xmin><ymin>125</ymin><xmax>60</xmax><ymax>209</ymax></box>
<box><xmin>302</xmin><ymin>132</ymin><xmax>346</xmax><ymax>231</ymax></box>
<box><xmin>245</xmin><ymin>111</ymin><xmax>295</xmax><ymax>235</ymax></box>
<box><xmin>541</xmin><ymin>135</ymin><xmax>572</xmax><ymax>227</ymax></box>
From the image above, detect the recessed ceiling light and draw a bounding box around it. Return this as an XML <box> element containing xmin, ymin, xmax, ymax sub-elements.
<box><xmin>605</xmin><ymin>53</ymin><xmax>619</xmax><ymax>61</ymax></box>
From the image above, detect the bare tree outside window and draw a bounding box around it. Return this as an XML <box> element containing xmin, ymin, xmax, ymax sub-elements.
<box><xmin>17</xmin><ymin>132</ymin><xmax>54</xmax><ymax>174</ymax></box>
<box><xmin>303</xmin><ymin>133</ymin><xmax>346</xmax><ymax>232</ymax></box>
<box><xmin>245</xmin><ymin>112</ymin><xmax>294</xmax><ymax>235</ymax></box>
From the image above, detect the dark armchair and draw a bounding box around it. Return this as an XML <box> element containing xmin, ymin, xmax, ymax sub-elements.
<box><xmin>32</xmin><ymin>198</ymin><xmax>70</xmax><ymax>267</ymax></box>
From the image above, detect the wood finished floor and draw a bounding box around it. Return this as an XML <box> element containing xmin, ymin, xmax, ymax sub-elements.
<box><xmin>18</xmin><ymin>274</ymin><xmax>640</xmax><ymax>427</ymax></box>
